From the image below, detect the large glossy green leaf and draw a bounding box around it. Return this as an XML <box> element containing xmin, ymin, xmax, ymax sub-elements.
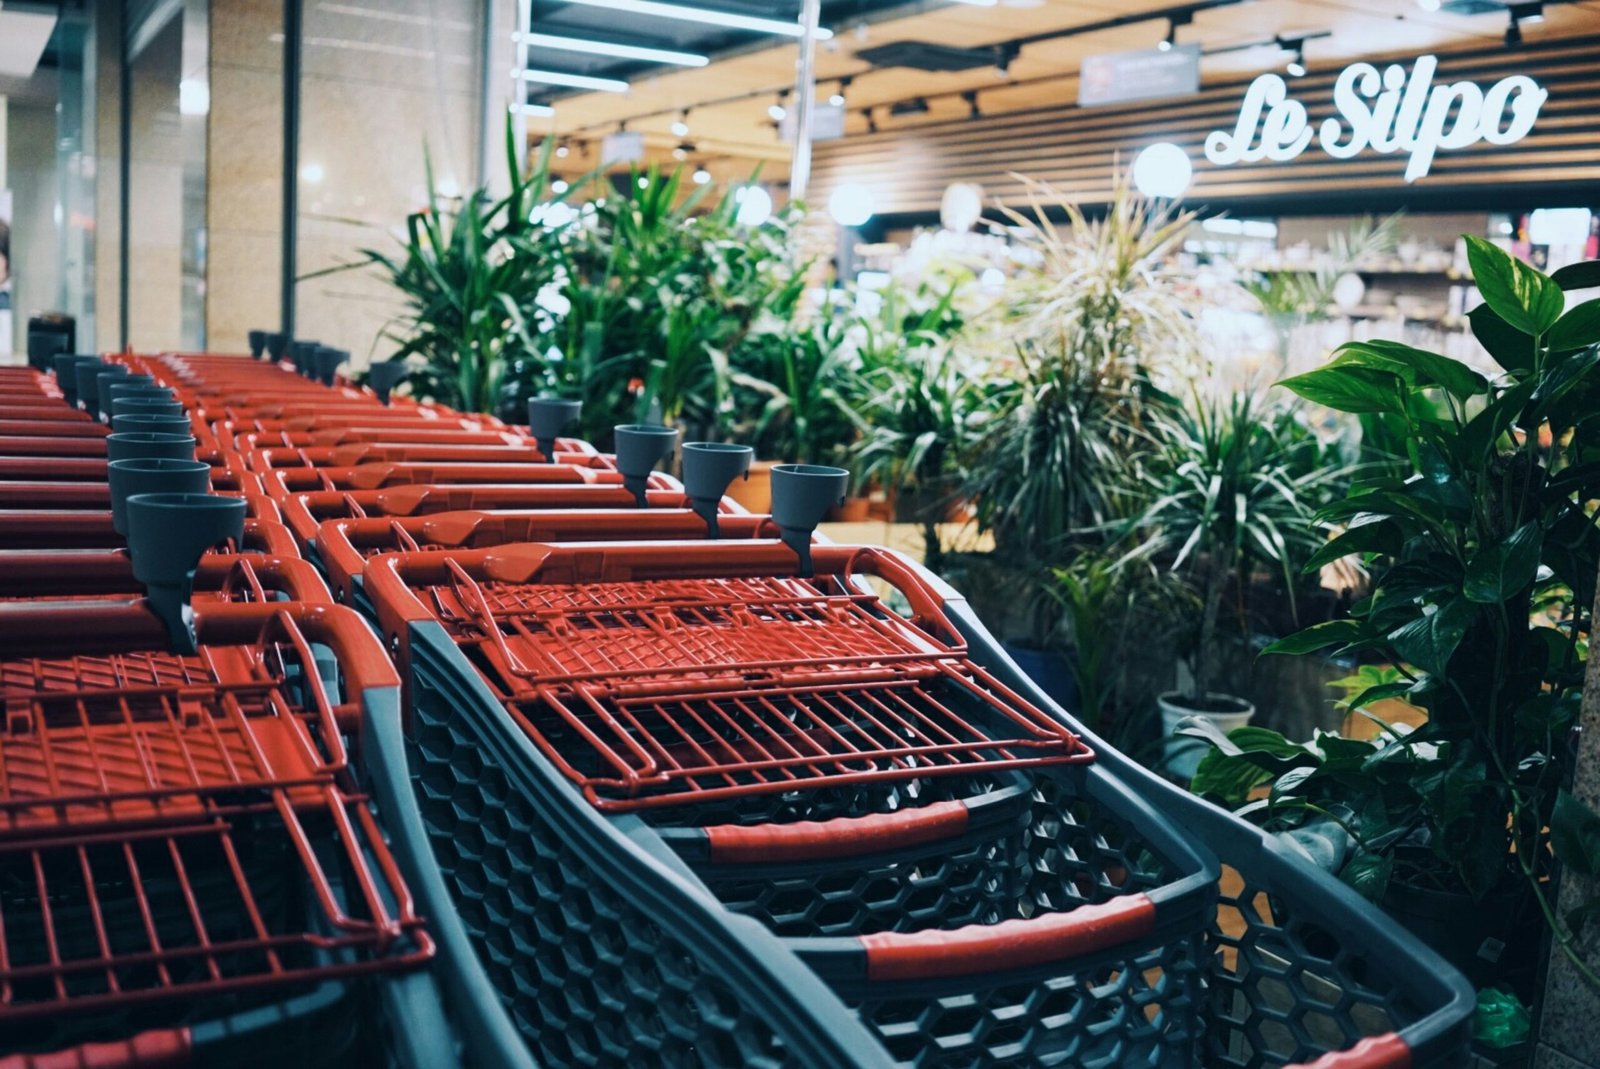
<box><xmin>1339</xmin><ymin>849</ymin><xmax>1394</xmax><ymax>901</ymax></box>
<box><xmin>1462</xmin><ymin>522</ymin><xmax>1543</xmax><ymax>603</ymax></box>
<box><xmin>1467</xmin><ymin>304</ymin><xmax>1534</xmax><ymax>375</ymax></box>
<box><xmin>1303</xmin><ymin>518</ymin><xmax>1400</xmax><ymax>572</ymax></box>
<box><xmin>1334</xmin><ymin>340</ymin><xmax>1488</xmax><ymax>399</ymax></box>
<box><xmin>1387</xmin><ymin>597</ymin><xmax>1475</xmax><ymax>677</ymax></box>
<box><xmin>1551</xmin><ymin>789</ymin><xmax>1600</xmax><ymax>876</ymax></box>
<box><xmin>1189</xmin><ymin>751</ymin><xmax>1275</xmax><ymax>806</ymax></box>
<box><xmin>1278</xmin><ymin>365</ymin><xmax>1404</xmax><ymax>414</ymax></box>
<box><xmin>1262</xmin><ymin>618</ymin><xmax>1363</xmax><ymax>656</ymax></box>
<box><xmin>1465</xmin><ymin>234</ymin><xmax>1565</xmax><ymax>336</ymax></box>
<box><xmin>1548</xmin><ymin>298</ymin><xmax>1600</xmax><ymax>353</ymax></box>
<box><xmin>1552</xmin><ymin>260</ymin><xmax>1600</xmax><ymax>291</ymax></box>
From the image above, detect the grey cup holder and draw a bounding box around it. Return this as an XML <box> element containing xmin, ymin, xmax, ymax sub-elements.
<box><xmin>113</xmin><ymin>412</ymin><xmax>191</xmax><ymax>436</ymax></box>
<box><xmin>528</xmin><ymin>397</ymin><xmax>582</xmax><ymax>460</ymax></box>
<box><xmin>266</xmin><ymin>332</ymin><xmax>289</xmax><ymax>362</ymax></box>
<box><xmin>682</xmin><ymin>442</ymin><xmax>753</xmax><ymax>539</ymax></box>
<box><xmin>53</xmin><ymin>355</ymin><xmax>92</xmax><ymax>404</ymax></box>
<box><xmin>106</xmin><ymin>431</ymin><xmax>199</xmax><ymax>466</ymax></box>
<box><xmin>98</xmin><ymin>373</ymin><xmax>152</xmax><ymax>424</ymax></box>
<box><xmin>125</xmin><ymin>492</ymin><xmax>246</xmax><ymax>654</ymax></box>
<box><xmin>77</xmin><ymin>364</ymin><xmax>126</xmax><ymax>419</ymax></box>
<box><xmin>315</xmin><ymin>346</ymin><xmax>348</xmax><ymax>387</ymax></box>
<box><xmin>292</xmin><ymin>340</ymin><xmax>322</xmax><ymax>379</ymax></box>
<box><xmin>368</xmin><ymin>360</ymin><xmax>410</xmax><ymax>406</ymax></box>
<box><xmin>770</xmin><ymin>463</ymin><xmax>849</xmax><ymax>577</ymax></box>
<box><xmin>111</xmin><ymin>396</ymin><xmax>185</xmax><ymax>421</ymax></box>
<box><xmin>248</xmin><ymin>330</ymin><xmax>268</xmax><ymax>360</ymax></box>
<box><xmin>108</xmin><ymin>458</ymin><xmax>212</xmax><ymax>535</ymax></box>
<box><xmin>109</xmin><ymin>384</ymin><xmax>177</xmax><ymax>412</ymax></box>
<box><xmin>613</xmin><ymin>424</ymin><xmax>679</xmax><ymax>508</ymax></box>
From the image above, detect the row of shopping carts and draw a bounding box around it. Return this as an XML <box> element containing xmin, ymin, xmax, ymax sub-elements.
<box><xmin>0</xmin><ymin>346</ymin><xmax>1476</xmax><ymax>1068</ymax></box>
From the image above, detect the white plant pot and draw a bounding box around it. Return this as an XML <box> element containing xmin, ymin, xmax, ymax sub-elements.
<box><xmin>1159</xmin><ymin>690</ymin><xmax>1256</xmax><ymax>780</ymax></box>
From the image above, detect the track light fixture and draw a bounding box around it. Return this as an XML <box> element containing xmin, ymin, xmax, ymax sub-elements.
<box><xmin>862</xmin><ymin>106</ymin><xmax>878</xmax><ymax>134</ymax></box>
<box><xmin>671</xmin><ymin>109</ymin><xmax>690</xmax><ymax>137</ymax></box>
<box><xmin>829</xmin><ymin>77</ymin><xmax>852</xmax><ymax>108</ymax></box>
<box><xmin>1158</xmin><ymin>11</ymin><xmax>1191</xmax><ymax>52</ymax></box>
<box><xmin>961</xmin><ymin>90</ymin><xmax>981</xmax><ymax>119</ymax></box>
<box><xmin>768</xmin><ymin>90</ymin><xmax>789</xmax><ymax>121</ymax></box>
<box><xmin>1275</xmin><ymin>34</ymin><xmax>1308</xmax><ymax>77</ymax></box>
<box><xmin>1506</xmin><ymin>2</ymin><xmax>1540</xmax><ymax>46</ymax></box>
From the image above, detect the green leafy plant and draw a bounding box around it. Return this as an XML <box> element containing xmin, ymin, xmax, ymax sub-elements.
<box><xmin>963</xmin><ymin>169</ymin><xmax>1199</xmax><ymax>560</ymax></box>
<box><xmin>325</xmin><ymin>126</ymin><xmax>569</xmax><ymax>415</ymax></box>
<box><xmin>1241</xmin><ymin>213</ymin><xmax>1403</xmax><ymax>322</ymax></box>
<box><xmin>732</xmin><ymin>318</ymin><xmax>855</xmax><ymax>467</ymax></box>
<box><xmin>1189</xmin><ymin>240</ymin><xmax>1600</xmax><ymax>987</ymax></box>
<box><xmin>1126</xmin><ymin>393</ymin><xmax>1352</xmax><ymax>704</ymax></box>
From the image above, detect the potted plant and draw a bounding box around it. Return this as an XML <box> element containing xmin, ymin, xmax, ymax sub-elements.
<box><xmin>1183</xmin><ymin>239</ymin><xmax>1600</xmax><ymax>997</ymax></box>
<box><xmin>1126</xmin><ymin>391</ymin><xmax>1351</xmax><ymax>777</ymax></box>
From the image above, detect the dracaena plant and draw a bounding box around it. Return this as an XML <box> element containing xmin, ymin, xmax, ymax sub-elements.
<box><xmin>1186</xmin><ymin>237</ymin><xmax>1600</xmax><ymax>987</ymax></box>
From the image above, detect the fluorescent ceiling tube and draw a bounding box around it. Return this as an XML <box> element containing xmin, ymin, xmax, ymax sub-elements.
<box><xmin>515</xmin><ymin>31</ymin><xmax>709</xmax><ymax>67</ymax></box>
<box><xmin>509</xmin><ymin>102</ymin><xmax>556</xmax><ymax>116</ymax></box>
<box><xmin>556</xmin><ymin>0</ymin><xmax>833</xmax><ymax>40</ymax></box>
<box><xmin>946</xmin><ymin>0</ymin><xmax>998</xmax><ymax>5</ymax></box>
<box><xmin>514</xmin><ymin>68</ymin><xmax>630</xmax><ymax>92</ymax></box>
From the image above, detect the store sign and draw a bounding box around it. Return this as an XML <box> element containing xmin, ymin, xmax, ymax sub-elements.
<box><xmin>1204</xmin><ymin>55</ymin><xmax>1547</xmax><ymax>183</ymax></box>
<box><xmin>1079</xmin><ymin>45</ymin><xmax>1201</xmax><ymax>107</ymax></box>
<box><xmin>600</xmin><ymin>131</ymin><xmax>645</xmax><ymax>167</ymax></box>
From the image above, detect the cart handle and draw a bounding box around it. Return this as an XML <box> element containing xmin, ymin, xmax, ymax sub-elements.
<box><xmin>705</xmin><ymin>801</ymin><xmax>971</xmax><ymax>864</ymax></box>
<box><xmin>1286</xmin><ymin>1035</ymin><xmax>1411</xmax><ymax>1069</ymax></box>
<box><xmin>0</xmin><ymin>1029</ymin><xmax>194</xmax><ymax>1069</ymax></box>
<box><xmin>858</xmin><ymin>895</ymin><xmax>1155</xmax><ymax>981</ymax></box>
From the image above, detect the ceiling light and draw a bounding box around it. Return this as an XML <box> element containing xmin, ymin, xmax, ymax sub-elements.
<box><xmin>638</xmin><ymin>176</ymin><xmax>650</xmax><ymax>189</ymax></box>
<box><xmin>514</xmin><ymin>68</ymin><xmax>628</xmax><ymax>93</ymax></box>
<box><xmin>961</xmin><ymin>90</ymin><xmax>981</xmax><ymax>119</ymax></box>
<box><xmin>672</xmin><ymin>141</ymin><xmax>694</xmax><ymax>160</ymax></box>
<box><xmin>946</xmin><ymin>0</ymin><xmax>997</xmax><ymax>5</ymax></box>
<box><xmin>1505</xmin><ymin>14</ymin><xmax>1523</xmax><ymax>46</ymax></box>
<box><xmin>556</xmin><ymin>0</ymin><xmax>832</xmax><ymax>40</ymax></box>
<box><xmin>551</xmin><ymin>179</ymin><xmax>570</xmax><ymax>194</ymax></box>
<box><xmin>1416</xmin><ymin>0</ymin><xmax>1441</xmax><ymax>9</ymax></box>
<box><xmin>299</xmin><ymin>162</ymin><xmax>325</xmax><ymax>184</ymax></box>
<box><xmin>514</xmin><ymin>31</ymin><xmax>708</xmax><ymax>67</ymax></box>
<box><xmin>735</xmin><ymin>186</ymin><xmax>773</xmax><ymax>226</ymax></box>
<box><xmin>828</xmin><ymin>184</ymin><xmax>875</xmax><ymax>228</ymax></box>
<box><xmin>829</xmin><ymin>77</ymin><xmax>851</xmax><ymax>108</ymax></box>
<box><xmin>555</xmin><ymin>143</ymin><xmax>570</xmax><ymax>158</ymax></box>
<box><xmin>179</xmin><ymin>79</ymin><xmax>210</xmax><ymax>116</ymax></box>
<box><xmin>1132</xmin><ymin>142</ymin><xmax>1192</xmax><ymax>199</ymax></box>
<box><xmin>1511</xmin><ymin>2</ymin><xmax>1545</xmax><ymax>23</ymax></box>
<box><xmin>1158</xmin><ymin>12</ymin><xmax>1190</xmax><ymax>53</ymax></box>
<box><xmin>862</xmin><ymin>107</ymin><xmax>878</xmax><ymax>134</ymax></box>
<box><xmin>1275</xmin><ymin>35</ymin><xmax>1307</xmax><ymax>77</ymax></box>
<box><xmin>1286</xmin><ymin>51</ymin><xmax>1306</xmax><ymax>77</ymax></box>
<box><xmin>509</xmin><ymin>102</ymin><xmax>556</xmax><ymax>117</ymax></box>
<box><xmin>692</xmin><ymin>168</ymin><xmax>712</xmax><ymax>185</ymax></box>
<box><xmin>671</xmin><ymin>111</ymin><xmax>690</xmax><ymax>136</ymax></box>
<box><xmin>768</xmin><ymin>90</ymin><xmax>789</xmax><ymax>121</ymax></box>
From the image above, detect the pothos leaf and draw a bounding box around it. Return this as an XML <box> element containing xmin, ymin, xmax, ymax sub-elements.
<box><xmin>1462</xmin><ymin>523</ymin><xmax>1544</xmax><ymax>603</ymax></box>
<box><xmin>1339</xmin><ymin>850</ymin><xmax>1395</xmax><ymax>902</ymax></box>
<box><xmin>1387</xmin><ymin>597</ymin><xmax>1476</xmax><ymax>677</ymax></box>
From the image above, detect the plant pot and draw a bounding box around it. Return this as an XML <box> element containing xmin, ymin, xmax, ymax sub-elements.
<box><xmin>1379</xmin><ymin>867</ymin><xmax>1540</xmax><ymax>997</ymax></box>
<box><xmin>1001</xmin><ymin>642</ymin><xmax>1079</xmax><ymax>713</ymax></box>
<box><xmin>725</xmin><ymin>460</ymin><xmax>776</xmax><ymax>514</ymax></box>
<box><xmin>835</xmin><ymin>497</ymin><xmax>872</xmax><ymax>523</ymax></box>
<box><xmin>1159</xmin><ymin>690</ymin><xmax>1255</xmax><ymax>779</ymax></box>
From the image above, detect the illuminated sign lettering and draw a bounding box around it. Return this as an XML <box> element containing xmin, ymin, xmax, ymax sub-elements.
<box><xmin>1205</xmin><ymin>55</ymin><xmax>1547</xmax><ymax>182</ymax></box>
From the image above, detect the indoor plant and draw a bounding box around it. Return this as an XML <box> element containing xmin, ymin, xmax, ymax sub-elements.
<box><xmin>1184</xmin><ymin>239</ymin><xmax>1600</xmax><ymax>994</ymax></box>
<box><xmin>1126</xmin><ymin>391</ymin><xmax>1351</xmax><ymax>776</ymax></box>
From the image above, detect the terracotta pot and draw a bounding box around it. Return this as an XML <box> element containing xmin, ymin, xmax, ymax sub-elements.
<box><xmin>724</xmin><ymin>459</ymin><xmax>775</xmax><ymax>513</ymax></box>
<box><xmin>836</xmin><ymin>496</ymin><xmax>872</xmax><ymax>522</ymax></box>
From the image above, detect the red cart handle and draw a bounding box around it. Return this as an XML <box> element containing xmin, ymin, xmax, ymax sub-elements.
<box><xmin>1287</xmin><ymin>1035</ymin><xmax>1411</xmax><ymax>1069</ymax></box>
<box><xmin>858</xmin><ymin>895</ymin><xmax>1156</xmax><ymax>981</ymax></box>
<box><xmin>0</xmin><ymin>1029</ymin><xmax>192</xmax><ymax>1069</ymax></box>
<box><xmin>705</xmin><ymin>801</ymin><xmax>970</xmax><ymax>864</ymax></box>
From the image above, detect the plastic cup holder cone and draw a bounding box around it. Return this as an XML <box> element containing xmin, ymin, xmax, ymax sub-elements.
<box><xmin>109</xmin><ymin>383</ymin><xmax>178</xmax><ymax>413</ymax></box>
<box><xmin>108</xmin><ymin>458</ymin><xmax>212</xmax><ymax>535</ymax></box>
<box><xmin>266</xmin><ymin>332</ymin><xmax>289</xmax><ymax>361</ymax></box>
<box><xmin>125</xmin><ymin>492</ymin><xmax>246</xmax><ymax>653</ymax></box>
<box><xmin>770</xmin><ymin>463</ymin><xmax>849</xmax><ymax>577</ymax></box>
<box><xmin>106</xmin><ymin>431</ymin><xmax>199</xmax><ymax>466</ymax></box>
<box><xmin>291</xmin><ymin>340</ymin><xmax>322</xmax><ymax>379</ymax></box>
<box><xmin>528</xmin><ymin>397</ymin><xmax>582</xmax><ymax>460</ymax></box>
<box><xmin>315</xmin><ymin>345</ymin><xmax>348</xmax><ymax>387</ymax></box>
<box><xmin>682</xmin><ymin>442</ymin><xmax>753</xmax><ymax>538</ymax></box>
<box><xmin>614</xmin><ymin>424</ymin><xmax>679</xmax><ymax>508</ymax></box>
<box><xmin>368</xmin><ymin>360</ymin><xmax>410</xmax><ymax>405</ymax></box>
<box><xmin>113</xmin><ymin>412</ymin><xmax>191</xmax><ymax>435</ymax></box>
<box><xmin>77</xmin><ymin>363</ymin><xmax>126</xmax><ymax>419</ymax></box>
<box><xmin>53</xmin><ymin>355</ymin><xmax>93</xmax><ymax>402</ymax></box>
<box><xmin>98</xmin><ymin>372</ymin><xmax>152</xmax><ymax>424</ymax></box>
<box><xmin>248</xmin><ymin>329</ymin><xmax>268</xmax><ymax>359</ymax></box>
<box><xmin>111</xmin><ymin>396</ymin><xmax>185</xmax><ymax>421</ymax></box>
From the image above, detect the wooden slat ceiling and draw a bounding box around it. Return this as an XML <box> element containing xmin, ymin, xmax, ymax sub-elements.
<box><xmin>532</xmin><ymin>0</ymin><xmax>1600</xmax><ymax>181</ymax></box>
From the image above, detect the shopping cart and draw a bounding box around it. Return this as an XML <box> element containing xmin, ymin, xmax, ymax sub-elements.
<box><xmin>0</xmin><ymin>599</ymin><xmax>448</xmax><ymax>1065</ymax></box>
